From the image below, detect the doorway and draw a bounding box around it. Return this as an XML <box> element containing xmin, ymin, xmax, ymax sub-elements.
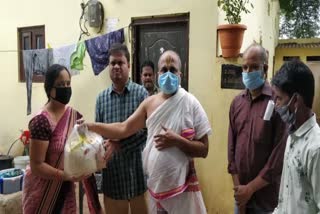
<box><xmin>306</xmin><ymin>61</ymin><xmax>320</xmax><ymax>123</ymax></box>
<box><xmin>131</xmin><ymin>13</ymin><xmax>190</xmax><ymax>90</ymax></box>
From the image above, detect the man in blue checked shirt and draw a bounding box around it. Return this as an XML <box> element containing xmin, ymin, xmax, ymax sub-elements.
<box><xmin>95</xmin><ymin>43</ymin><xmax>148</xmax><ymax>214</ymax></box>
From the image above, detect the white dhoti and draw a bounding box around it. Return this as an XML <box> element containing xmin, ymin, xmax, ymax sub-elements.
<box><xmin>143</xmin><ymin>88</ymin><xmax>212</xmax><ymax>214</ymax></box>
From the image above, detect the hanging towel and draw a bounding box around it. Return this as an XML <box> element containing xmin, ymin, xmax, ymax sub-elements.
<box><xmin>23</xmin><ymin>49</ymin><xmax>52</xmax><ymax>115</ymax></box>
<box><xmin>85</xmin><ymin>29</ymin><xmax>124</xmax><ymax>75</ymax></box>
<box><xmin>51</xmin><ymin>44</ymin><xmax>79</xmax><ymax>76</ymax></box>
<box><xmin>70</xmin><ymin>42</ymin><xmax>86</xmax><ymax>71</ymax></box>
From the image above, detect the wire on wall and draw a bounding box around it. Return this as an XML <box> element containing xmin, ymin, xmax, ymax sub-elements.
<box><xmin>78</xmin><ymin>2</ymin><xmax>90</xmax><ymax>41</ymax></box>
<box><xmin>78</xmin><ymin>1</ymin><xmax>105</xmax><ymax>41</ymax></box>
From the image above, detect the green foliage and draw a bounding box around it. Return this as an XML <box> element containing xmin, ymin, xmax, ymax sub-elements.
<box><xmin>217</xmin><ymin>0</ymin><xmax>254</xmax><ymax>24</ymax></box>
<box><xmin>279</xmin><ymin>0</ymin><xmax>320</xmax><ymax>38</ymax></box>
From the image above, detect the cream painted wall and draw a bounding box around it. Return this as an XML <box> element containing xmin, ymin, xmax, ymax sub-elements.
<box><xmin>0</xmin><ymin>0</ymin><xmax>279</xmax><ymax>213</ymax></box>
<box><xmin>274</xmin><ymin>41</ymin><xmax>320</xmax><ymax>124</ymax></box>
<box><xmin>214</xmin><ymin>0</ymin><xmax>280</xmax><ymax>213</ymax></box>
<box><xmin>0</xmin><ymin>0</ymin><xmax>110</xmax><ymax>156</ymax></box>
<box><xmin>275</xmin><ymin>47</ymin><xmax>320</xmax><ymax>71</ymax></box>
<box><xmin>218</xmin><ymin>0</ymin><xmax>280</xmax><ymax>78</ymax></box>
<box><xmin>275</xmin><ymin>38</ymin><xmax>320</xmax><ymax>71</ymax></box>
<box><xmin>92</xmin><ymin>0</ymin><xmax>278</xmax><ymax>212</ymax></box>
<box><xmin>102</xmin><ymin>0</ymin><xmax>238</xmax><ymax>212</ymax></box>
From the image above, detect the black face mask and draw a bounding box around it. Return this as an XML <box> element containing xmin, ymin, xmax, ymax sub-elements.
<box><xmin>52</xmin><ymin>87</ymin><xmax>72</xmax><ymax>104</ymax></box>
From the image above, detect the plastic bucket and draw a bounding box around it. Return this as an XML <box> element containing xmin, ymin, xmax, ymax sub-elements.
<box><xmin>13</xmin><ymin>156</ymin><xmax>30</xmax><ymax>169</ymax></box>
<box><xmin>0</xmin><ymin>155</ymin><xmax>13</xmax><ymax>170</ymax></box>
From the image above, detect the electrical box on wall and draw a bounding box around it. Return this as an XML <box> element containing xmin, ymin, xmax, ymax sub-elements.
<box><xmin>88</xmin><ymin>0</ymin><xmax>103</xmax><ymax>27</ymax></box>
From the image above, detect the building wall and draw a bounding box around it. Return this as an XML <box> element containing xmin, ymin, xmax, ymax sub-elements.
<box><xmin>275</xmin><ymin>47</ymin><xmax>320</xmax><ymax>70</ymax></box>
<box><xmin>275</xmin><ymin>39</ymin><xmax>320</xmax><ymax>123</ymax></box>
<box><xmin>275</xmin><ymin>38</ymin><xmax>320</xmax><ymax>71</ymax></box>
<box><xmin>0</xmin><ymin>0</ymin><xmax>109</xmax><ymax>157</ymax></box>
<box><xmin>0</xmin><ymin>0</ymin><xmax>279</xmax><ymax>213</ymax></box>
<box><xmin>218</xmin><ymin>0</ymin><xmax>280</xmax><ymax>78</ymax></box>
<box><xmin>213</xmin><ymin>0</ymin><xmax>280</xmax><ymax>212</ymax></box>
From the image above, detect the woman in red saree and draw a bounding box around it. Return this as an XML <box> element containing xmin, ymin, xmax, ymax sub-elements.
<box><xmin>22</xmin><ymin>64</ymin><xmax>102</xmax><ymax>214</ymax></box>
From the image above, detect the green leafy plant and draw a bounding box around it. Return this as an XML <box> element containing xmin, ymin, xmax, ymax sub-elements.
<box><xmin>279</xmin><ymin>0</ymin><xmax>320</xmax><ymax>38</ymax></box>
<box><xmin>218</xmin><ymin>0</ymin><xmax>254</xmax><ymax>24</ymax></box>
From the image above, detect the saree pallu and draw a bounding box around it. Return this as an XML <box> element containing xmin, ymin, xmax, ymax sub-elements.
<box><xmin>23</xmin><ymin>107</ymin><xmax>102</xmax><ymax>214</ymax></box>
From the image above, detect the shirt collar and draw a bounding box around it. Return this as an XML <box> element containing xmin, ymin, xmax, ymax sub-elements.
<box><xmin>292</xmin><ymin>114</ymin><xmax>317</xmax><ymax>137</ymax></box>
<box><xmin>241</xmin><ymin>81</ymin><xmax>272</xmax><ymax>97</ymax></box>
<box><xmin>109</xmin><ymin>80</ymin><xmax>132</xmax><ymax>95</ymax></box>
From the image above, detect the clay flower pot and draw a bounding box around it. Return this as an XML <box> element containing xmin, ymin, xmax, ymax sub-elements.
<box><xmin>217</xmin><ymin>24</ymin><xmax>247</xmax><ymax>58</ymax></box>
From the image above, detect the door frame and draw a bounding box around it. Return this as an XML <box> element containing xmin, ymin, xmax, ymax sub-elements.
<box><xmin>130</xmin><ymin>13</ymin><xmax>190</xmax><ymax>88</ymax></box>
<box><xmin>306</xmin><ymin>60</ymin><xmax>320</xmax><ymax>123</ymax></box>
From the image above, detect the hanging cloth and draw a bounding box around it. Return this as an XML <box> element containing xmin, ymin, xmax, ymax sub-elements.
<box><xmin>85</xmin><ymin>29</ymin><xmax>124</xmax><ymax>75</ymax></box>
<box><xmin>51</xmin><ymin>44</ymin><xmax>79</xmax><ymax>76</ymax></box>
<box><xmin>23</xmin><ymin>49</ymin><xmax>52</xmax><ymax>115</ymax></box>
<box><xmin>70</xmin><ymin>42</ymin><xmax>86</xmax><ymax>71</ymax></box>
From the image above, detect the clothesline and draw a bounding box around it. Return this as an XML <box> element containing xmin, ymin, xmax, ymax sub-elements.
<box><xmin>23</xmin><ymin>28</ymin><xmax>125</xmax><ymax>115</ymax></box>
<box><xmin>1</xmin><ymin>27</ymin><xmax>125</xmax><ymax>115</ymax></box>
<box><xmin>0</xmin><ymin>50</ymin><xmax>20</xmax><ymax>52</ymax></box>
<box><xmin>0</xmin><ymin>25</ymin><xmax>129</xmax><ymax>53</ymax></box>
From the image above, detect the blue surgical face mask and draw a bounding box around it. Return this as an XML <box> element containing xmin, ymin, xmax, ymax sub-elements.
<box><xmin>158</xmin><ymin>71</ymin><xmax>179</xmax><ymax>94</ymax></box>
<box><xmin>242</xmin><ymin>70</ymin><xmax>265</xmax><ymax>90</ymax></box>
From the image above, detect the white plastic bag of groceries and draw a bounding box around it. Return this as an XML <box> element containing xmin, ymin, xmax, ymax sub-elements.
<box><xmin>64</xmin><ymin>124</ymin><xmax>106</xmax><ymax>177</ymax></box>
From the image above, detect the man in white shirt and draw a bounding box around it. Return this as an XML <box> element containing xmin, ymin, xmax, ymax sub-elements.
<box><xmin>271</xmin><ymin>60</ymin><xmax>320</xmax><ymax>214</ymax></box>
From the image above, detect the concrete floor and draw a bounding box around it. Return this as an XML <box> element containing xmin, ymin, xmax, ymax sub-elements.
<box><xmin>75</xmin><ymin>183</ymin><xmax>105</xmax><ymax>214</ymax></box>
<box><xmin>0</xmin><ymin>183</ymin><xmax>104</xmax><ymax>214</ymax></box>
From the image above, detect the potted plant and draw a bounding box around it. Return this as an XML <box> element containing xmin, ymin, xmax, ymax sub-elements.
<box><xmin>217</xmin><ymin>0</ymin><xmax>254</xmax><ymax>58</ymax></box>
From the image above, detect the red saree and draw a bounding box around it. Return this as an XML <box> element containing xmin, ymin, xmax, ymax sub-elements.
<box><xmin>22</xmin><ymin>107</ymin><xmax>102</xmax><ymax>214</ymax></box>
